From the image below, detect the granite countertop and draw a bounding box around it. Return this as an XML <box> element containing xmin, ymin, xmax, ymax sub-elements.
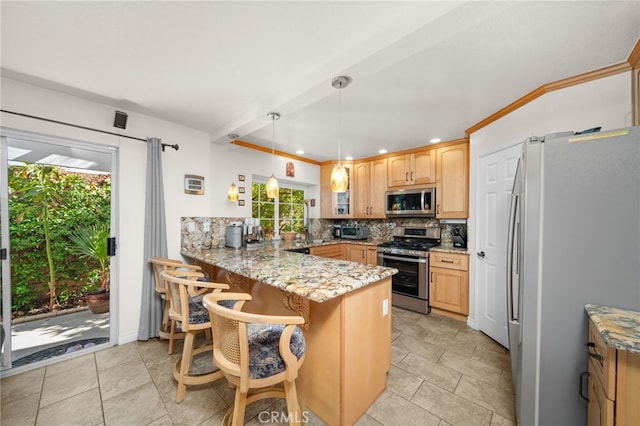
<box><xmin>181</xmin><ymin>242</ymin><xmax>397</xmax><ymax>304</ymax></box>
<box><xmin>429</xmin><ymin>246</ymin><xmax>469</xmax><ymax>254</ymax></box>
<box><xmin>585</xmin><ymin>304</ymin><xmax>640</xmax><ymax>356</ymax></box>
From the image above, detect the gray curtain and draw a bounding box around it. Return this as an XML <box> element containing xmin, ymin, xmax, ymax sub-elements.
<box><xmin>137</xmin><ymin>137</ymin><xmax>168</xmax><ymax>340</ymax></box>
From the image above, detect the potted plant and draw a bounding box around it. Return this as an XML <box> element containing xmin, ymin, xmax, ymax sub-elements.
<box><xmin>70</xmin><ymin>224</ymin><xmax>110</xmax><ymax>314</ymax></box>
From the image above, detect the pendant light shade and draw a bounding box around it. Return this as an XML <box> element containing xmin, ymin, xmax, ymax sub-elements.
<box><xmin>227</xmin><ymin>182</ymin><xmax>239</xmax><ymax>201</ymax></box>
<box><xmin>331</xmin><ymin>164</ymin><xmax>349</xmax><ymax>192</ymax></box>
<box><xmin>266</xmin><ymin>112</ymin><xmax>280</xmax><ymax>198</ymax></box>
<box><xmin>331</xmin><ymin>76</ymin><xmax>352</xmax><ymax>193</ymax></box>
<box><xmin>266</xmin><ymin>174</ymin><xmax>279</xmax><ymax>198</ymax></box>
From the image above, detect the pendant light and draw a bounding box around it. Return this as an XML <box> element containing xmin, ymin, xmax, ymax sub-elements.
<box><xmin>331</xmin><ymin>76</ymin><xmax>352</xmax><ymax>192</ymax></box>
<box><xmin>227</xmin><ymin>134</ymin><xmax>239</xmax><ymax>201</ymax></box>
<box><xmin>266</xmin><ymin>112</ymin><xmax>280</xmax><ymax>198</ymax></box>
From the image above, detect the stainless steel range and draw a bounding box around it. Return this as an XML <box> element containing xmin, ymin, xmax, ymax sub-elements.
<box><xmin>377</xmin><ymin>227</ymin><xmax>441</xmax><ymax>314</ymax></box>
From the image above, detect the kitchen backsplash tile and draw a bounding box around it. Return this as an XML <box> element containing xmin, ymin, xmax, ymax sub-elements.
<box><xmin>181</xmin><ymin>217</ymin><xmax>466</xmax><ymax>250</ymax></box>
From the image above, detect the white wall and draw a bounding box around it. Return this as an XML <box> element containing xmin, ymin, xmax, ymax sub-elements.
<box><xmin>209</xmin><ymin>142</ymin><xmax>321</xmax><ymax>220</ymax></box>
<box><xmin>467</xmin><ymin>71</ymin><xmax>633</xmax><ymax>326</ymax></box>
<box><xmin>1</xmin><ymin>77</ymin><xmax>321</xmax><ymax>344</ymax></box>
<box><xmin>1</xmin><ymin>77</ymin><xmax>215</xmax><ymax>344</ymax></box>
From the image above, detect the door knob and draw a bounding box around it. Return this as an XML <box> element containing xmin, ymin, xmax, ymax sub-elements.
<box><xmin>477</xmin><ymin>251</ymin><xmax>486</xmax><ymax>258</ymax></box>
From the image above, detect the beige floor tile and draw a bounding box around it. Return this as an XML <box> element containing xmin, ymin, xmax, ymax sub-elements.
<box><xmin>391</xmin><ymin>344</ymin><xmax>409</xmax><ymax>366</ymax></box>
<box><xmin>354</xmin><ymin>413</ymin><xmax>384</xmax><ymax>425</ymax></box>
<box><xmin>36</xmin><ymin>388</ymin><xmax>103</xmax><ymax>426</ymax></box>
<box><xmin>491</xmin><ymin>412</ymin><xmax>516</xmax><ymax>426</ymax></box>
<box><xmin>147</xmin><ymin>414</ymin><xmax>176</xmax><ymax>426</ymax></box>
<box><xmin>438</xmin><ymin>351</ymin><xmax>502</xmax><ymax>386</ymax></box>
<box><xmin>0</xmin><ymin>367</ymin><xmax>45</xmax><ymax>404</ymax></box>
<box><xmin>386</xmin><ymin>365</ymin><xmax>424</xmax><ymax>400</ymax></box>
<box><xmin>398</xmin><ymin>352</ymin><xmax>461</xmax><ymax>392</ymax></box>
<box><xmin>499</xmin><ymin>370</ymin><xmax>514</xmax><ymax>395</ymax></box>
<box><xmin>422</xmin><ymin>332</ymin><xmax>476</xmax><ymax>357</ymax></box>
<box><xmin>393</xmin><ymin>334</ymin><xmax>444</xmax><ymax>363</ymax></box>
<box><xmin>102</xmin><ymin>381</ymin><xmax>167</xmax><ymax>425</ymax></box>
<box><xmin>136</xmin><ymin>338</ymin><xmax>180</xmax><ymax>368</ymax></box>
<box><xmin>40</xmin><ymin>360</ymin><xmax>98</xmax><ymax>407</ymax></box>
<box><xmin>164</xmin><ymin>384</ymin><xmax>228</xmax><ymax>426</ymax></box>
<box><xmin>95</xmin><ymin>342</ymin><xmax>141</xmax><ymax>371</ymax></box>
<box><xmin>471</xmin><ymin>346</ymin><xmax>511</xmax><ymax>371</ymax></box>
<box><xmin>44</xmin><ymin>352</ymin><xmax>95</xmax><ymax>377</ymax></box>
<box><xmin>0</xmin><ymin>392</ymin><xmax>40</xmax><ymax>426</ymax></box>
<box><xmin>455</xmin><ymin>329</ymin><xmax>507</xmax><ymax>354</ymax></box>
<box><xmin>411</xmin><ymin>380</ymin><xmax>493</xmax><ymax>426</ymax></box>
<box><xmin>98</xmin><ymin>358</ymin><xmax>153</xmax><ymax>400</ymax></box>
<box><xmin>198</xmin><ymin>408</ymin><xmax>229</xmax><ymax>426</ymax></box>
<box><xmin>454</xmin><ymin>375</ymin><xmax>515</xmax><ymax>421</ymax></box>
<box><xmin>439</xmin><ymin>420</ymin><xmax>454</xmax><ymax>426</ymax></box>
<box><xmin>366</xmin><ymin>389</ymin><xmax>441</xmax><ymax>426</ymax></box>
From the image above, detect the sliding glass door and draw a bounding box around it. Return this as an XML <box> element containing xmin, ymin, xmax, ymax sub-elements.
<box><xmin>1</xmin><ymin>129</ymin><xmax>117</xmax><ymax>372</ymax></box>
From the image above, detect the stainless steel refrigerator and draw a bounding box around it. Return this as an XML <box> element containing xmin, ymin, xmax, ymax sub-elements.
<box><xmin>507</xmin><ymin>126</ymin><xmax>640</xmax><ymax>426</ymax></box>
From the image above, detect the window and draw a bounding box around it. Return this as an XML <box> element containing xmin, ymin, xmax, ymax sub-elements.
<box><xmin>252</xmin><ymin>183</ymin><xmax>305</xmax><ymax>237</ymax></box>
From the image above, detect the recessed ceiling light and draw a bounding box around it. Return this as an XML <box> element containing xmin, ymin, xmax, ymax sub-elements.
<box><xmin>430</xmin><ymin>138</ymin><xmax>441</xmax><ymax>144</ymax></box>
<box><xmin>296</xmin><ymin>150</ymin><xmax>304</xmax><ymax>155</ymax></box>
<box><xmin>378</xmin><ymin>149</ymin><xmax>388</xmax><ymax>154</ymax></box>
<box><xmin>345</xmin><ymin>156</ymin><xmax>354</xmax><ymax>161</ymax></box>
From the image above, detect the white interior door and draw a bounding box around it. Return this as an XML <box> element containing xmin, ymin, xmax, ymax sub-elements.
<box><xmin>475</xmin><ymin>143</ymin><xmax>521</xmax><ymax>348</ymax></box>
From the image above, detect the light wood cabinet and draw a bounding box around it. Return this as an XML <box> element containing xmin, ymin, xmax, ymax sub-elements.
<box><xmin>387</xmin><ymin>150</ymin><xmax>436</xmax><ymax>187</ymax></box>
<box><xmin>429</xmin><ymin>252</ymin><xmax>469</xmax><ymax>320</ymax></box>
<box><xmin>310</xmin><ymin>243</ymin><xmax>345</xmax><ymax>260</ymax></box>
<box><xmin>345</xmin><ymin>244</ymin><xmax>378</xmax><ymax>265</ymax></box>
<box><xmin>320</xmin><ymin>163</ymin><xmax>353</xmax><ymax>219</ymax></box>
<box><xmin>354</xmin><ymin>158</ymin><xmax>387</xmax><ymax>218</ymax></box>
<box><xmin>587</xmin><ymin>319</ymin><xmax>640</xmax><ymax>426</ymax></box>
<box><xmin>435</xmin><ymin>143</ymin><xmax>469</xmax><ymax>219</ymax></box>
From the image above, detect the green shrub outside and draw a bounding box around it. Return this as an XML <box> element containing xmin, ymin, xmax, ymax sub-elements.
<box><xmin>7</xmin><ymin>164</ymin><xmax>110</xmax><ymax>313</ymax></box>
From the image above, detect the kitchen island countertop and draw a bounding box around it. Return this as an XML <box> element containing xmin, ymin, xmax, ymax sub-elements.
<box><xmin>585</xmin><ymin>304</ymin><xmax>640</xmax><ymax>356</ymax></box>
<box><xmin>181</xmin><ymin>243</ymin><xmax>397</xmax><ymax>304</ymax></box>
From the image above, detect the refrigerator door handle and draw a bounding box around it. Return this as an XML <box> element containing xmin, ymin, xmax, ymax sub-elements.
<box><xmin>507</xmin><ymin>192</ymin><xmax>520</xmax><ymax>322</ymax></box>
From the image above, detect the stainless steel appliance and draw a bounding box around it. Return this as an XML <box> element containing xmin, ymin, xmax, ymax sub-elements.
<box><xmin>225</xmin><ymin>224</ymin><xmax>242</xmax><ymax>248</ymax></box>
<box><xmin>340</xmin><ymin>226</ymin><xmax>370</xmax><ymax>240</ymax></box>
<box><xmin>385</xmin><ymin>187</ymin><xmax>435</xmax><ymax>217</ymax></box>
<box><xmin>377</xmin><ymin>227</ymin><xmax>441</xmax><ymax>314</ymax></box>
<box><xmin>507</xmin><ymin>126</ymin><xmax>640</xmax><ymax>425</ymax></box>
<box><xmin>332</xmin><ymin>224</ymin><xmax>342</xmax><ymax>238</ymax></box>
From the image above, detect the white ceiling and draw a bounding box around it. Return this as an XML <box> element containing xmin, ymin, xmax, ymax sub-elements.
<box><xmin>2</xmin><ymin>1</ymin><xmax>639</xmax><ymax>163</ymax></box>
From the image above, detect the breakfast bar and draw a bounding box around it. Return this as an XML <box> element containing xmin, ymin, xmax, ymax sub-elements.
<box><xmin>181</xmin><ymin>243</ymin><xmax>397</xmax><ymax>425</ymax></box>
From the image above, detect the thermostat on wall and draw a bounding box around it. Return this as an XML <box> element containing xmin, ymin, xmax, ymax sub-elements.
<box><xmin>184</xmin><ymin>174</ymin><xmax>204</xmax><ymax>195</ymax></box>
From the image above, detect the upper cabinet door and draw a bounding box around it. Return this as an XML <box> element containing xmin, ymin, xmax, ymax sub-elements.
<box><xmin>387</xmin><ymin>150</ymin><xmax>436</xmax><ymax>188</ymax></box>
<box><xmin>436</xmin><ymin>143</ymin><xmax>469</xmax><ymax>219</ymax></box>
<box><xmin>387</xmin><ymin>155</ymin><xmax>410</xmax><ymax>187</ymax></box>
<box><xmin>412</xmin><ymin>150</ymin><xmax>436</xmax><ymax>185</ymax></box>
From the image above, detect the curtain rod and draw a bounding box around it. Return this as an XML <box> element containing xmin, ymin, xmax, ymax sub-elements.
<box><xmin>0</xmin><ymin>109</ymin><xmax>179</xmax><ymax>151</ymax></box>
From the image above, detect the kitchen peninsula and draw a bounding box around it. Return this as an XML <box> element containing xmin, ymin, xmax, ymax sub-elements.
<box><xmin>181</xmin><ymin>243</ymin><xmax>398</xmax><ymax>425</ymax></box>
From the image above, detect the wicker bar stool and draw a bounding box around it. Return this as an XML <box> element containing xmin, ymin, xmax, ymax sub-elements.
<box><xmin>203</xmin><ymin>292</ymin><xmax>307</xmax><ymax>425</ymax></box>
<box><xmin>150</xmin><ymin>258</ymin><xmax>203</xmax><ymax>351</ymax></box>
<box><xmin>161</xmin><ymin>270</ymin><xmax>229</xmax><ymax>403</ymax></box>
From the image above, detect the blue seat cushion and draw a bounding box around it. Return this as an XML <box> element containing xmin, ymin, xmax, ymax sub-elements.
<box><xmin>247</xmin><ymin>324</ymin><xmax>306</xmax><ymax>379</ymax></box>
<box><xmin>189</xmin><ymin>295</ymin><xmax>236</xmax><ymax>325</ymax></box>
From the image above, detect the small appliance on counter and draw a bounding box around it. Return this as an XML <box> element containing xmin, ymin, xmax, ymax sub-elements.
<box><xmin>225</xmin><ymin>224</ymin><xmax>242</xmax><ymax>248</ymax></box>
<box><xmin>451</xmin><ymin>228</ymin><xmax>467</xmax><ymax>249</ymax></box>
<box><xmin>340</xmin><ymin>225</ymin><xmax>370</xmax><ymax>240</ymax></box>
<box><xmin>332</xmin><ymin>224</ymin><xmax>342</xmax><ymax>238</ymax></box>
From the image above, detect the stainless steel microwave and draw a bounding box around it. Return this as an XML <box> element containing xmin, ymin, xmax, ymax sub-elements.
<box><xmin>385</xmin><ymin>187</ymin><xmax>436</xmax><ymax>217</ymax></box>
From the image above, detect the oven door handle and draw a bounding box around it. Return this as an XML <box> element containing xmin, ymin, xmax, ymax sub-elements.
<box><xmin>379</xmin><ymin>254</ymin><xmax>427</xmax><ymax>264</ymax></box>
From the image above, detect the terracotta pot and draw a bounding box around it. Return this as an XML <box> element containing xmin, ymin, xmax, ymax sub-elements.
<box><xmin>86</xmin><ymin>291</ymin><xmax>110</xmax><ymax>314</ymax></box>
<box><xmin>281</xmin><ymin>231</ymin><xmax>297</xmax><ymax>241</ymax></box>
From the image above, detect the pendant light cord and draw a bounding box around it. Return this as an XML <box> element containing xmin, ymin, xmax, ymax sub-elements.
<box><xmin>337</xmin><ymin>86</ymin><xmax>342</xmax><ymax>166</ymax></box>
<box><xmin>271</xmin><ymin>115</ymin><xmax>276</xmax><ymax>171</ymax></box>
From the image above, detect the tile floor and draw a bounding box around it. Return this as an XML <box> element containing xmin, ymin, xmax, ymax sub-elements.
<box><xmin>1</xmin><ymin>307</ymin><xmax>515</xmax><ymax>425</ymax></box>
